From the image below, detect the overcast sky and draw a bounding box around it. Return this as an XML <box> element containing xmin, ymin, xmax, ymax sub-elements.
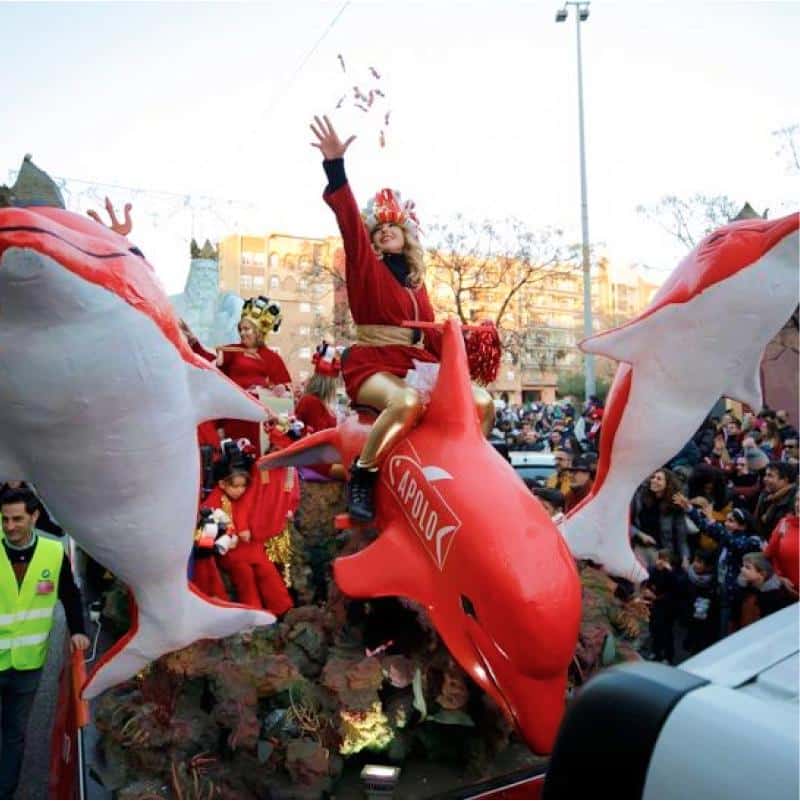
<box><xmin>3</xmin><ymin>1</ymin><xmax>797</xmax><ymax>292</ymax></box>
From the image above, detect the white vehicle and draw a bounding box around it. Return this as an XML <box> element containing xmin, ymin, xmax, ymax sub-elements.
<box><xmin>509</xmin><ymin>451</ymin><xmax>557</xmax><ymax>488</ymax></box>
<box><xmin>542</xmin><ymin>605</ymin><xmax>799</xmax><ymax>799</ymax></box>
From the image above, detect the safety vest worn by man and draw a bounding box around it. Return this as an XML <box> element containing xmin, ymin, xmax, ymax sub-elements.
<box><xmin>0</xmin><ymin>535</ymin><xmax>64</xmax><ymax>670</ymax></box>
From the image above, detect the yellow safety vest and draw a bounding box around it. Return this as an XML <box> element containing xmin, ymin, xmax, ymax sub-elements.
<box><xmin>0</xmin><ymin>534</ymin><xmax>64</xmax><ymax>671</ymax></box>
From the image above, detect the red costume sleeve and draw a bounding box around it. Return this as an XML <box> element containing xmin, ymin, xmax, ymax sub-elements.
<box><xmin>260</xmin><ymin>347</ymin><xmax>291</xmax><ymax>385</ymax></box>
<box><xmin>324</xmin><ymin>182</ymin><xmax>375</xmax><ymax>318</ymax></box>
<box><xmin>190</xmin><ymin>340</ymin><xmax>216</xmax><ymax>362</ymax></box>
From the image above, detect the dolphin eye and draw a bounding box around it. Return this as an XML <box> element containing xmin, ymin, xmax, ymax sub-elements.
<box><xmin>129</xmin><ymin>246</ymin><xmax>145</xmax><ymax>259</ymax></box>
<box><xmin>460</xmin><ymin>595</ymin><xmax>477</xmax><ymax>619</ymax></box>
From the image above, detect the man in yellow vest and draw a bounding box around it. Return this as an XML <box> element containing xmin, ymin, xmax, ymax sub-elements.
<box><xmin>0</xmin><ymin>487</ymin><xmax>89</xmax><ymax>798</ymax></box>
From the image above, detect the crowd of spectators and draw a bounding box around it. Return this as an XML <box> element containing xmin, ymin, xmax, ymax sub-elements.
<box><xmin>492</xmin><ymin>397</ymin><xmax>798</xmax><ymax>661</ymax></box>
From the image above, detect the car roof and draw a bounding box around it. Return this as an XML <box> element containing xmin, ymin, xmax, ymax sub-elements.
<box><xmin>509</xmin><ymin>451</ymin><xmax>555</xmax><ymax>466</ymax></box>
<box><xmin>680</xmin><ymin>604</ymin><xmax>798</xmax><ymax>703</ymax></box>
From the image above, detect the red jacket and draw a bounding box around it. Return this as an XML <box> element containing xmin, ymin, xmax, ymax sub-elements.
<box><xmin>324</xmin><ymin>181</ymin><xmax>439</xmax><ymax>400</ymax></box>
<box><xmin>764</xmin><ymin>514</ymin><xmax>799</xmax><ymax>589</ymax></box>
<box><xmin>295</xmin><ymin>394</ymin><xmax>336</xmax><ymax>433</ymax></box>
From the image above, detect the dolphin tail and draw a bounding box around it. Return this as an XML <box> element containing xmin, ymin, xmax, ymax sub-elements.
<box><xmin>561</xmin><ymin>499</ymin><xmax>648</xmax><ymax>584</ymax></box>
<box><xmin>82</xmin><ymin>582</ymin><xmax>274</xmax><ymax>699</ymax></box>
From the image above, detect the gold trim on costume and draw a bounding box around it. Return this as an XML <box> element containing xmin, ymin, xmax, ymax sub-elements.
<box><xmin>355</xmin><ymin>324</ymin><xmax>422</xmax><ymax>347</ymax></box>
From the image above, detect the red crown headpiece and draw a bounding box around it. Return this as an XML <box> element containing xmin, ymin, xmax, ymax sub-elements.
<box><xmin>361</xmin><ymin>188</ymin><xmax>420</xmax><ymax>238</ymax></box>
<box><xmin>312</xmin><ymin>341</ymin><xmax>341</xmax><ymax>377</ymax></box>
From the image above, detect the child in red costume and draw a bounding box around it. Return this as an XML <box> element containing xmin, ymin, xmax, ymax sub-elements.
<box><xmin>217</xmin><ymin>297</ymin><xmax>292</xmax><ymax>452</ymax></box>
<box><xmin>294</xmin><ymin>342</ymin><xmax>345</xmax><ymax>479</ymax></box>
<box><xmin>310</xmin><ymin>115</ymin><xmax>495</xmax><ymax>520</ymax></box>
<box><xmin>190</xmin><ymin>508</ymin><xmax>233</xmax><ymax>601</ymax></box>
<box><xmin>206</xmin><ymin>447</ymin><xmax>293</xmax><ymax>616</ymax></box>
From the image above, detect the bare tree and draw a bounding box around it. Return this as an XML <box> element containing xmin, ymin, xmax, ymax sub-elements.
<box><xmin>772</xmin><ymin>124</ymin><xmax>800</xmax><ymax>174</ymax></box>
<box><xmin>425</xmin><ymin>215</ymin><xmax>578</xmax><ymax>365</ymax></box>
<box><xmin>636</xmin><ymin>194</ymin><xmax>739</xmax><ymax>250</ymax></box>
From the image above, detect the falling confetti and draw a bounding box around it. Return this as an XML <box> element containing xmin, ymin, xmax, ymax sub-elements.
<box><xmin>355</xmin><ymin>103</ymin><xmax>369</xmax><ymax>112</ymax></box>
<box><xmin>379</xmin><ymin>130</ymin><xmax>386</xmax><ymax>148</ymax></box>
<box><xmin>335</xmin><ymin>95</ymin><xmax>346</xmax><ymax>109</ymax></box>
<box><xmin>369</xmin><ymin>66</ymin><xmax>381</xmax><ymax>80</ymax></box>
<box><xmin>337</xmin><ymin>54</ymin><xmax>346</xmax><ymax>72</ymax></box>
<box><xmin>367</xmin><ymin>90</ymin><xmax>375</xmax><ymax>107</ymax></box>
<box><xmin>384</xmin><ymin>110</ymin><xmax>391</xmax><ymax>126</ymax></box>
<box><xmin>374</xmin><ymin>88</ymin><xmax>385</xmax><ymax>98</ymax></box>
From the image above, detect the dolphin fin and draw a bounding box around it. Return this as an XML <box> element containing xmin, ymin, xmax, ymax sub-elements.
<box><xmin>186</xmin><ymin>363</ymin><xmax>265</xmax><ymax>425</ymax></box>
<box><xmin>333</xmin><ymin>522</ymin><xmax>435</xmax><ymax>607</ymax></box>
<box><xmin>723</xmin><ymin>357</ymin><xmax>764</xmax><ymax>412</ymax></box>
<box><xmin>83</xmin><ymin>581</ymin><xmax>273</xmax><ymax>699</ymax></box>
<box><xmin>562</xmin><ymin>502</ymin><xmax>649</xmax><ymax>584</ymax></box>
<box><xmin>579</xmin><ymin>317</ymin><xmax>651</xmax><ymax>364</ymax></box>
<box><xmin>258</xmin><ymin>428</ymin><xmax>343</xmax><ymax>470</ymax></box>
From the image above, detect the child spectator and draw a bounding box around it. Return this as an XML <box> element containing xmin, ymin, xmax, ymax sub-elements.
<box><xmin>737</xmin><ymin>552</ymin><xmax>795</xmax><ymax>629</ymax></box>
<box><xmin>674</xmin><ymin>493</ymin><xmax>762</xmax><ymax>639</ymax></box>
<box><xmin>681</xmin><ymin>549</ymin><xmax>719</xmax><ymax>655</ymax></box>
<box><xmin>205</xmin><ymin>444</ymin><xmax>293</xmax><ymax>615</ymax></box>
<box><xmin>642</xmin><ymin>549</ymin><xmax>679</xmax><ymax>664</ymax></box>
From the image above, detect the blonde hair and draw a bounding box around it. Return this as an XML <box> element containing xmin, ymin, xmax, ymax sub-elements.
<box><xmin>372</xmin><ymin>226</ymin><xmax>426</xmax><ymax>289</ymax></box>
<box><xmin>305</xmin><ymin>373</ymin><xmax>337</xmax><ymax>404</ymax></box>
<box><xmin>403</xmin><ymin>231</ymin><xmax>426</xmax><ymax>289</ymax></box>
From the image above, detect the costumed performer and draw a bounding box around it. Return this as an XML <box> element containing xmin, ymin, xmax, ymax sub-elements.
<box><xmin>216</xmin><ymin>297</ymin><xmax>292</xmax><ymax>452</ymax></box>
<box><xmin>294</xmin><ymin>341</ymin><xmax>346</xmax><ymax>480</ymax></box>
<box><xmin>309</xmin><ymin>114</ymin><xmax>494</xmax><ymax>521</ymax></box>
<box><xmin>205</xmin><ymin>443</ymin><xmax>293</xmax><ymax>615</ymax></box>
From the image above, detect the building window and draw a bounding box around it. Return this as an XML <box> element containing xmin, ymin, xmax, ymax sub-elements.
<box><xmin>300</xmin><ymin>302</ymin><xmax>311</xmax><ymax>313</ymax></box>
<box><xmin>314</xmin><ymin>304</ymin><xmax>324</xmax><ymax>315</ymax></box>
<box><xmin>240</xmin><ymin>275</ymin><xmax>253</xmax><ymax>290</ymax></box>
<box><xmin>299</xmin><ymin>347</ymin><xmax>311</xmax><ymax>358</ymax></box>
<box><xmin>270</xmin><ymin>275</ymin><xmax>280</xmax><ymax>289</ymax></box>
<box><xmin>299</xmin><ymin>370</ymin><xmax>309</xmax><ymax>381</ymax></box>
<box><xmin>299</xmin><ymin>278</ymin><xmax>308</xmax><ymax>290</ymax></box>
<box><xmin>299</xmin><ymin>326</ymin><xmax>310</xmax><ymax>336</ymax></box>
<box><xmin>253</xmin><ymin>275</ymin><xmax>264</xmax><ymax>288</ymax></box>
<box><xmin>506</xmin><ymin>370</ymin><xmax>515</xmax><ymax>381</ymax></box>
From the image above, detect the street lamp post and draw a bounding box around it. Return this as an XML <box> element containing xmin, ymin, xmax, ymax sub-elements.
<box><xmin>556</xmin><ymin>1</ymin><xmax>595</xmax><ymax>400</ymax></box>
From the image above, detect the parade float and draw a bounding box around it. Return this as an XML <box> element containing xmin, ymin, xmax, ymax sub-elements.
<box><xmin>1</xmin><ymin>157</ymin><xmax>797</xmax><ymax>798</ymax></box>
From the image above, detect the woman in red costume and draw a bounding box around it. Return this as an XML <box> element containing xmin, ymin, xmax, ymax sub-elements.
<box><xmin>216</xmin><ymin>296</ymin><xmax>292</xmax><ymax>451</ymax></box>
<box><xmin>310</xmin><ymin>115</ymin><xmax>494</xmax><ymax>520</ymax></box>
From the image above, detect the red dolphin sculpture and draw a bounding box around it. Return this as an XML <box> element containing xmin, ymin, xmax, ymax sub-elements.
<box><xmin>260</xmin><ymin>319</ymin><xmax>582</xmax><ymax>754</ymax></box>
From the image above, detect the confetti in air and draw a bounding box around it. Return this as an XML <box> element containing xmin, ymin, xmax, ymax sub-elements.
<box><xmin>333</xmin><ymin>56</ymin><xmax>391</xmax><ymax>148</ymax></box>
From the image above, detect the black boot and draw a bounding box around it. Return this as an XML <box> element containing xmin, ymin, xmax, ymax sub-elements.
<box><xmin>347</xmin><ymin>461</ymin><xmax>379</xmax><ymax>522</ymax></box>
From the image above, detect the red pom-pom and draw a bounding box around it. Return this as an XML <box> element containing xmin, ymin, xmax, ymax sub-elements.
<box><xmin>465</xmin><ymin>322</ymin><xmax>502</xmax><ymax>385</ymax></box>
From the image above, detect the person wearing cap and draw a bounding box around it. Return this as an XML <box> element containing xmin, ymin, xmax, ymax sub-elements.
<box><xmin>309</xmin><ymin>115</ymin><xmax>494</xmax><ymax>521</ymax></box>
<box><xmin>216</xmin><ymin>297</ymin><xmax>292</xmax><ymax>453</ymax></box>
<box><xmin>776</xmin><ymin>409</ymin><xmax>799</xmax><ymax>444</ymax></box>
<box><xmin>295</xmin><ymin>343</ymin><xmax>346</xmax><ymax>479</ymax></box>
<box><xmin>564</xmin><ymin>456</ymin><xmax>594</xmax><ymax>513</ymax></box>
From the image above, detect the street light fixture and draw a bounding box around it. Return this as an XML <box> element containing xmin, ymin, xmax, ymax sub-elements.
<box><xmin>556</xmin><ymin>1</ymin><xmax>596</xmax><ymax>400</ymax></box>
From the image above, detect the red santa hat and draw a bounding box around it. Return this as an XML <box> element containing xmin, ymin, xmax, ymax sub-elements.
<box><xmin>361</xmin><ymin>188</ymin><xmax>420</xmax><ymax>238</ymax></box>
<box><xmin>312</xmin><ymin>341</ymin><xmax>341</xmax><ymax>377</ymax></box>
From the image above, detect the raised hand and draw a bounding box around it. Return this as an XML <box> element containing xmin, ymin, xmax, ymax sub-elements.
<box><xmin>310</xmin><ymin>115</ymin><xmax>355</xmax><ymax>160</ymax></box>
<box><xmin>87</xmin><ymin>196</ymin><xmax>133</xmax><ymax>236</ymax></box>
